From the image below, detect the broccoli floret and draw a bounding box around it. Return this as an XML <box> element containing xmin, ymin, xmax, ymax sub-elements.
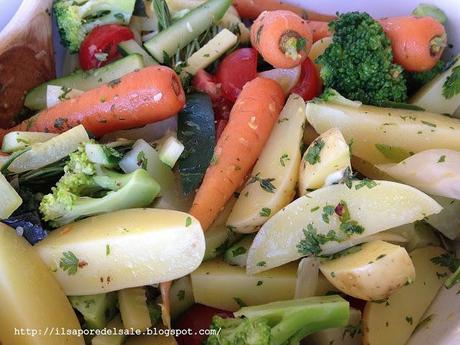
<box><xmin>405</xmin><ymin>60</ymin><xmax>446</xmax><ymax>95</ymax></box>
<box><xmin>317</xmin><ymin>12</ymin><xmax>407</xmax><ymax>106</ymax></box>
<box><xmin>53</xmin><ymin>0</ymin><xmax>136</xmax><ymax>53</ymax></box>
<box><xmin>39</xmin><ymin>142</ymin><xmax>160</xmax><ymax>227</ymax></box>
<box><xmin>205</xmin><ymin>295</ymin><xmax>349</xmax><ymax>345</ymax></box>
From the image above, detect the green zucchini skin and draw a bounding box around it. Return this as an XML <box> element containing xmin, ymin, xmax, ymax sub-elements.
<box><xmin>178</xmin><ymin>93</ymin><xmax>216</xmax><ymax>195</ymax></box>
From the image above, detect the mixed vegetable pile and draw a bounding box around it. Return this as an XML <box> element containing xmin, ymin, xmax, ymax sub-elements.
<box><xmin>1</xmin><ymin>1</ymin><xmax>460</xmax><ymax>345</ymax></box>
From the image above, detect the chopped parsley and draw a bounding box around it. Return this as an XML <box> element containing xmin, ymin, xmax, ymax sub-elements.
<box><xmin>297</xmin><ymin>224</ymin><xmax>340</xmax><ymax>256</ymax></box>
<box><xmin>376</xmin><ymin>254</ymin><xmax>386</xmax><ymax>260</ymax></box>
<box><xmin>59</xmin><ymin>251</ymin><xmax>80</xmax><ymax>275</ymax></box>
<box><xmin>256</xmin><ymin>280</ymin><xmax>263</xmax><ymax>286</ymax></box>
<box><xmin>233</xmin><ymin>297</ymin><xmax>247</xmax><ymax>308</ymax></box>
<box><xmin>438</xmin><ymin>155</ymin><xmax>446</xmax><ymax>163</ymax></box>
<box><xmin>257</xmin><ymin>261</ymin><xmax>267</xmax><ymax>267</ymax></box>
<box><xmin>340</xmin><ymin>167</ymin><xmax>354</xmax><ymax>189</ymax></box>
<box><xmin>185</xmin><ymin>216</ymin><xmax>192</xmax><ymax>227</ymax></box>
<box><xmin>442</xmin><ymin>64</ymin><xmax>460</xmax><ymax>99</ymax></box>
<box><xmin>280</xmin><ymin>153</ymin><xmax>290</xmax><ymax>167</ymax></box>
<box><xmin>405</xmin><ymin>316</ymin><xmax>413</xmax><ymax>325</ymax></box>
<box><xmin>421</xmin><ymin>120</ymin><xmax>437</xmax><ymax>128</ymax></box>
<box><xmin>336</xmin><ymin>200</ymin><xmax>365</xmax><ymax>235</ymax></box>
<box><xmin>311</xmin><ymin>206</ymin><xmax>320</xmax><ymax>212</ymax></box>
<box><xmin>355</xmin><ymin>179</ymin><xmax>377</xmax><ymax>190</ymax></box>
<box><xmin>232</xmin><ymin>246</ymin><xmax>247</xmax><ymax>257</ymax></box>
<box><xmin>305</xmin><ymin>139</ymin><xmax>325</xmax><ymax>165</ymax></box>
<box><xmin>248</xmin><ymin>173</ymin><xmax>276</xmax><ymax>193</ymax></box>
<box><xmin>322</xmin><ymin>205</ymin><xmax>335</xmax><ymax>224</ymax></box>
<box><xmin>431</xmin><ymin>253</ymin><xmax>460</xmax><ymax>272</ymax></box>
<box><xmin>137</xmin><ymin>151</ymin><xmax>148</xmax><ymax>170</ymax></box>
<box><xmin>177</xmin><ymin>290</ymin><xmax>185</xmax><ymax>301</ymax></box>
<box><xmin>105</xmin><ymin>244</ymin><xmax>111</xmax><ymax>256</ymax></box>
<box><xmin>259</xmin><ymin>207</ymin><xmax>271</xmax><ymax>217</ymax></box>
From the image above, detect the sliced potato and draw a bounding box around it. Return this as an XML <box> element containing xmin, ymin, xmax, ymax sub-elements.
<box><xmin>425</xmin><ymin>196</ymin><xmax>460</xmax><ymax>240</ymax></box>
<box><xmin>247</xmin><ymin>181</ymin><xmax>441</xmax><ymax>274</ymax></box>
<box><xmin>118</xmin><ymin>287</ymin><xmax>151</xmax><ymax>331</ymax></box>
<box><xmin>0</xmin><ymin>172</ymin><xmax>22</xmax><ymax>219</ymax></box>
<box><xmin>362</xmin><ymin>246</ymin><xmax>450</xmax><ymax>345</ymax></box>
<box><xmin>169</xmin><ymin>276</ymin><xmax>195</xmax><ymax>319</ymax></box>
<box><xmin>227</xmin><ymin>94</ymin><xmax>306</xmax><ymax>233</ymax></box>
<box><xmin>306</xmin><ymin>100</ymin><xmax>460</xmax><ymax>165</ymax></box>
<box><xmin>258</xmin><ymin>65</ymin><xmax>301</xmax><ymax>95</ymax></box>
<box><xmin>320</xmin><ymin>241</ymin><xmax>415</xmax><ymax>301</ymax></box>
<box><xmin>410</xmin><ymin>55</ymin><xmax>460</xmax><ymax>115</ymax></box>
<box><xmin>298</xmin><ymin>128</ymin><xmax>351</xmax><ymax>194</ymax></box>
<box><xmin>191</xmin><ymin>258</ymin><xmax>298</xmax><ymax>311</ymax></box>
<box><xmin>35</xmin><ymin>209</ymin><xmax>205</xmax><ymax>295</ymax></box>
<box><xmin>0</xmin><ymin>224</ymin><xmax>84</xmax><ymax>345</ymax></box>
<box><xmin>377</xmin><ymin>149</ymin><xmax>460</xmax><ymax>200</ymax></box>
<box><xmin>2</xmin><ymin>131</ymin><xmax>57</xmax><ymax>153</ymax></box>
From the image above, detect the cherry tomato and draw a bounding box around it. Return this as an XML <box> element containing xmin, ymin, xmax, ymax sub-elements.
<box><xmin>290</xmin><ymin>57</ymin><xmax>322</xmax><ymax>101</ymax></box>
<box><xmin>192</xmin><ymin>70</ymin><xmax>222</xmax><ymax>102</ymax></box>
<box><xmin>216</xmin><ymin>48</ymin><xmax>258</xmax><ymax>102</ymax></box>
<box><xmin>175</xmin><ymin>304</ymin><xmax>233</xmax><ymax>345</ymax></box>
<box><xmin>79</xmin><ymin>25</ymin><xmax>134</xmax><ymax>70</ymax></box>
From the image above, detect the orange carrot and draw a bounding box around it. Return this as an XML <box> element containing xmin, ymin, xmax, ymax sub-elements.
<box><xmin>307</xmin><ymin>20</ymin><xmax>332</xmax><ymax>42</ymax></box>
<box><xmin>233</xmin><ymin>0</ymin><xmax>335</xmax><ymax>21</ymax></box>
<box><xmin>1</xmin><ymin>66</ymin><xmax>185</xmax><ymax>141</ymax></box>
<box><xmin>189</xmin><ymin>77</ymin><xmax>285</xmax><ymax>230</ymax></box>
<box><xmin>379</xmin><ymin>16</ymin><xmax>447</xmax><ymax>72</ymax></box>
<box><xmin>251</xmin><ymin>10</ymin><xmax>313</xmax><ymax>68</ymax></box>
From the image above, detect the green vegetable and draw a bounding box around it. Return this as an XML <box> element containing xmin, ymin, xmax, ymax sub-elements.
<box><xmin>412</xmin><ymin>3</ymin><xmax>447</xmax><ymax>24</ymax></box>
<box><xmin>205</xmin><ymin>295</ymin><xmax>349</xmax><ymax>345</ymax></box>
<box><xmin>144</xmin><ymin>0</ymin><xmax>231</xmax><ymax>62</ymax></box>
<box><xmin>317</xmin><ymin>12</ymin><xmax>407</xmax><ymax>106</ymax></box>
<box><xmin>405</xmin><ymin>60</ymin><xmax>445</xmax><ymax>95</ymax></box>
<box><xmin>445</xmin><ymin>265</ymin><xmax>460</xmax><ymax>289</ymax></box>
<box><xmin>53</xmin><ymin>0</ymin><xmax>136</xmax><ymax>53</ymax></box>
<box><xmin>159</xmin><ymin>136</ymin><xmax>185</xmax><ymax>168</ymax></box>
<box><xmin>224</xmin><ymin>235</ymin><xmax>255</xmax><ymax>267</ymax></box>
<box><xmin>69</xmin><ymin>292</ymin><xmax>117</xmax><ymax>329</ymax></box>
<box><xmin>118</xmin><ymin>39</ymin><xmax>159</xmax><ymax>66</ymax></box>
<box><xmin>85</xmin><ymin>143</ymin><xmax>123</xmax><ymax>168</ymax></box>
<box><xmin>178</xmin><ymin>93</ymin><xmax>216</xmax><ymax>195</ymax></box>
<box><xmin>39</xmin><ymin>142</ymin><xmax>160</xmax><ymax>227</ymax></box>
<box><xmin>442</xmin><ymin>65</ymin><xmax>460</xmax><ymax>99</ymax></box>
<box><xmin>305</xmin><ymin>139</ymin><xmax>325</xmax><ymax>165</ymax></box>
<box><xmin>25</xmin><ymin>54</ymin><xmax>145</xmax><ymax>110</ymax></box>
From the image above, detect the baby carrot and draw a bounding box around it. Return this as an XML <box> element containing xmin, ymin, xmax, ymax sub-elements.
<box><xmin>379</xmin><ymin>16</ymin><xmax>447</xmax><ymax>72</ymax></box>
<box><xmin>307</xmin><ymin>20</ymin><xmax>332</xmax><ymax>42</ymax></box>
<box><xmin>233</xmin><ymin>0</ymin><xmax>335</xmax><ymax>21</ymax></box>
<box><xmin>1</xmin><ymin>66</ymin><xmax>185</xmax><ymax>140</ymax></box>
<box><xmin>189</xmin><ymin>77</ymin><xmax>285</xmax><ymax>230</ymax></box>
<box><xmin>251</xmin><ymin>10</ymin><xmax>313</xmax><ymax>68</ymax></box>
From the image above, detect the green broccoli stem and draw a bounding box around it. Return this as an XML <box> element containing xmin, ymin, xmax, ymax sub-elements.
<box><xmin>235</xmin><ymin>295</ymin><xmax>349</xmax><ymax>345</ymax></box>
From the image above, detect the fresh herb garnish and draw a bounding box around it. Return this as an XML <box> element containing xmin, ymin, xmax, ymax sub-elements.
<box><xmin>59</xmin><ymin>251</ymin><xmax>80</xmax><ymax>275</ymax></box>
<box><xmin>442</xmin><ymin>65</ymin><xmax>460</xmax><ymax>99</ymax></box>
<box><xmin>297</xmin><ymin>224</ymin><xmax>340</xmax><ymax>256</ymax></box>
<box><xmin>438</xmin><ymin>155</ymin><xmax>446</xmax><ymax>163</ymax></box>
<box><xmin>305</xmin><ymin>139</ymin><xmax>325</xmax><ymax>165</ymax></box>
<box><xmin>280</xmin><ymin>153</ymin><xmax>290</xmax><ymax>167</ymax></box>
<box><xmin>355</xmin><ymin>179</ymin><xmax>377</xmax><ymax>190</ymax></box>
<box><xmin>232</xmin><ymin>246</ymin><xmax>247</xmax><ymax>257</ymax></box>
<box><xmin>153</xmin><ymin>0</ymin><xmax>172</xmax><ymax>31</ymax></box>
<box><xmin>259</xmin><ymin>208</ymin><xmax>271</xmax><ymax>217</ymax></box>
<box><xmin>106</xmin><ymin>244</ymin><xmax>111</xmax><ymax>256</ymax></box>
<box><xmin>322</xmin><ymin>205</ymin><xmax>335</xmax><ymax>224</ymax></box>
<box><xmin>185</xmin><ymin>216</ymin><xmax>192</xmax><ymax>227</ymax></box>
<box><xmin>248</xmin><ymin>173</ymin><xmax>276</xmax><ymax>193</ymax></box>
<box><xmin>257</xmin><ymin>261</ymin><xmax>266</xmax><ymax>267</ymax></box>
<box><xmin>233</xmin><ymin>297</ymin><xmax>247</xmax><ymax>307</ymax></box>
<box><xmin>137</xmin><ymin>151</ymin><xmax>148</xmax><ymax>170</ymax></box>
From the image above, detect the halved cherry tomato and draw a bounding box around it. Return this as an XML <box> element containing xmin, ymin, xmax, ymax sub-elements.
<box><xmin>174</xmin><ymin>304</ymin><xmax>233</xmax><ymax>345</ymax></box>
<box><xmin>192</xmin><ymin>70</ymin><xmax>222</xmax><ymax>102</ymax></box>
<box><xmin>216</xmin><ymin>48</ymin><xmax>258</xmax><ymax>102</ymax></box>
<box><xmin>79</xmin><ymin>25</ymin><xmax>134</xmax><ymax>70</ymax></box>
<box><xmin>291</xmin><ymin>57</ymin><xmax>322</xmax><ymax>101</ymax></box>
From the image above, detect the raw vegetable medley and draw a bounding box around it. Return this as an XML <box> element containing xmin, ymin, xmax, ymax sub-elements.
<box><xmin>1</xmin><ymin>1</ymin><xmax>460</xmax><ymax>345</ymax></box>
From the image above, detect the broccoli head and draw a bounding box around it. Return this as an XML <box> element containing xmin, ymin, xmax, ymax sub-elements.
<box><xmin>317</xmin><ymin>12</ymin><xmax>408</xmax><ymax>106</ymax></box>
<box><xmin>39</xmin><ymin>142</ymin><xmax>160</xmax><ymax>227</ymax></box>
<box><xmin>53</xmin><ymin>0</ymin><xmax>136</xmax><ymax>53</ymax></box>
<box><xmin>205</xmin><ymin>295</ymin><xmax>349</xmax><ymax>345</ymax></box>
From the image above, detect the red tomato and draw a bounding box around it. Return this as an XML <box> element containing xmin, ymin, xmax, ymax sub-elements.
<box><xmin>175</xmin><ymin>304</ymin><xmax>233</xmax><ymax>345</ymax></box>
<box><xmin>192</xmin><ymin>70</ymin><xmax>222</xmax><ymax>102</ymax></box>
<box><xmin>291</xmin><ymin>57</ymin><xmax>322</xmax><ymax>101</ymax></box>
<box><xmin>216</xmin><ymin>48</ymin><xmax>258</xmax><ymax>102</ymax></box>
<box><xmin>79</xmin><ymin>25</ymin><xmax>134</xmax><ymax>70</ymax></box>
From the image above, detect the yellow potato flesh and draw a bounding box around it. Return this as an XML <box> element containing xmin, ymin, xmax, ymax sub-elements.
<box><xmin>298</xmin><ymin>128</ymin><xmax>351</xmax><ymax>193</ymax></box>
<box><xmin>306</xmin><ymin>101</ymin><xmax>460</xmax><ymax>165</ymax></box>
<box><xmin>247</xmin><ymin>181</ymin><xmax>441</xmax><ymax>274</ymax></box>
<box><xmin>0</xmin><ymin>224</ymin><xmax>84</xmax><ymax>345</ymax></box>
<box><xmin>35</xmin><ymin>208</ymin><xmax>205</xmax><ymax>295</ymax></box>
<box><xmin>227</xmin><ymin>94</ymin><xmax>305</xmax><ymax>233</ymax></box>
<box><xmin>320</xmin><ymin>240</ymin><xmax>415</xmax><ymax>301</ymax></box>
<box><xmin>362</xmin><ymin>246</ymin><xmax>450</xmax><ymax>345</ymax></box>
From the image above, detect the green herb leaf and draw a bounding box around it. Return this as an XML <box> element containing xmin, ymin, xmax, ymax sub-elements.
<box><xmin>375</xmin><ymin>144</ymin><xmax>411</xmax><ymax>162</ymax></box>
<box><xmin>153</xmin><ymin>0</ymin><xmax>173</xmax><ymax>31</ymax></box>
<box><xmin>438</xmin><ymin>155</ymin><xmax>446</xmax><ymax>163</ymax></box>
<box><xmin>248</xmin><ymin>173</ymin><xmax>277</xmax><ymax>193</ymax></box>
<box><xmin>442</xmin><ymin>65</ymin><xmax>460</xmax><ymax>99</ymax></box>
<box><xmin>322</xmin><ymin>205</ymin><xmax>335</xmax><ymax>224</ymax></box>
<box><xmin>106</xmin><ymin>244</ymin><xmax>111</xmax><ymax>256</ymax></box>
<box><xmin>257</xmin><ymin>261</ymin><xmax>266</xmax><ymax>267</ymax></box>
<box><xmin>232</xmin><ymin>246</ymin><xmax>247</xmax><ymax>257</ymax></box>
<box><xmin>259</xmin><ymin>208</ymin><xmax>271</xmax><ymax>217</ymax></box>
<box><xmin>185</xmin><ymin>216</ymin><xmax>192</xmax><ymax>227</ymax></box>
<box><xmin>59</xmin><ymin>251</ymin><xmax>80</xmax><ymax>275</ymax></box>
<box><xmin>280</xmin><ymin>153</ymin><xmax>290</xmax><ymax>167</ymax></box>
<box><xmin>305</xmin><ymin>139</ymin><xmax>325</xmax><ymax>165</ymax></box>
<box><xmin>431</xmin><ymin>253</ymin><xmax>460</xmax><ymax>272</ymax></box>
<box><xmin>257</xmin><ymin>280</ymin><xmax>263</xmax><ymax>286</ymax></box>
<box><xmin>297</xmin><ymin>224</ymin><xmax>340</xmax><ymax>256</ymax></box>
<box><xmin>355</xmin><ymin>179</ymin><xmax>377</xmax><ymax>190</ymax></box>
<box><xmin>233</xmin><ymin>297</ymin><xmax>247</xmax><ymax>307</ymax></box>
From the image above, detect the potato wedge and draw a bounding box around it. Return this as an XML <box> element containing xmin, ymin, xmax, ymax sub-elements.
<box><xmin>247</xmin><ymin>181</ymin><xmax>441</xmax><ymax>274</ymax></box>
<box><xmin>298</xmin><ymin>128</ymin><xmax>351</xmax><ymax>194</ymax></box>
<box><xmin>410</xmin><ymin>55</ymin><xmax>460</xmax><ymax>115</ymax></box>
<box><xmin>320</xmin><ymin>240</ymin><xmax>415</xmax><ymax>301</ymax></box>
<box><xmin>169</xmin><ymin>276</ymin><xmax>195</xmax><ymax>319</ymax></box>
<box><xmin>191</xmin><ymin>258</ymin><xmax>298</xmax><ymax>311</ymax></box>
<box><xmin>362</xmin><ymin>246</ymin><xmax>450</xmax><ymax>345</ymax></box>
<box><xmin>118</xmin><ymin>287</ymin><xmax>151</xmax><ymax>331</ymax></box>
<box><xmin>227</xmin><ymin>94</ymin><xmax>305</xmax><ymax>233</ymax></box>
<box><xmin>351</xmin><ymin>156</ymin><xmax>395</xmax><ymax>181</ymax></box>
<box><xmin>0</xmin><ymin>224</ymin><xmax>84</xmax><ymax>345</ymax></box>
<box><xmin>425</xmin><ymin>196</ymin><xmax>460</xmax><ymax>240</ymax></box>
<box><xmin>35</xmin><ymin>209</ymin><xmax>205</xmax><ymax>295</ymax></box>
<box><xmin>377</xmin><ymin>149</ymin><xmax>460</xmax><ymax>200</ymax></box>
<box><xmin>306</xmin><ymin>100</ymin><xmax>460</xmax><ymax>165</ymax></box>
